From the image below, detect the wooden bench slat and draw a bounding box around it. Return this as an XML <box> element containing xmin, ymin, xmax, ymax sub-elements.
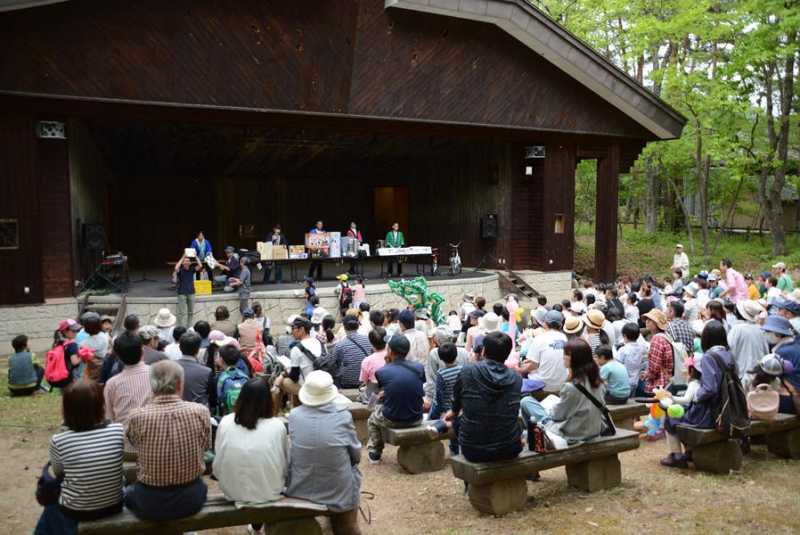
<box><xmin>79</xmin><ymin>495</ymin><xmax>328</xmax><ymax>535</ymax></box>
<box><xmin>382</xmin><ymin>420</ymin><xmax>454</xmax><ymax>445</ymax></box>
<box><xmin>607</xmin><ymin>402</ymin><xmax>649</xmax><ymax>421</ymax></box>
<box><xmin>450</xmin><ymin>429</ymin><xmax>640</xmax><ymax>486</ymax></box>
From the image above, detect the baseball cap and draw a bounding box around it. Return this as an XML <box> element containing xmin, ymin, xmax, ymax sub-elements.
<box><xmin>388</xmin><ymin>334</ymin><xmax>410</xmax><ymax>356</ymax></box>
<box><xmin>544</xmin><ymin>310</ymin><xmax>564</xmax><ymax>328</ymax></box>
<box><xmin>241</xmin><ymin>308</ymin><xmax>254</xmax><ymax>318</ymax></box>
<box><xmin>773</xmin><ymin>262</ymin><xmax>787</xmax><ymax>270</ymax></box>
<box><xmin>398</xmin><ymin>309</ymin><xmax>416</xmax><ymax>326</ymax></box>
<box><xmin>57</xmin><ymin>319</ymin><xmax>81</xmax><ymax>332</ymax></box>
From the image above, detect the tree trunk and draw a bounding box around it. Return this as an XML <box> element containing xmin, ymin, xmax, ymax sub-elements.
<box><xmin>644</xmin><ymin>156</ymin><xmax>658</xmax><ymax>233</ymax></box>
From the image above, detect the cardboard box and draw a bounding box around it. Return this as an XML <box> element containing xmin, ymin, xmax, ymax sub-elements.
<box><xmin>272</xmin><ymin>245</ymin><xmax>288</xmax><ymax>260</ymax></box>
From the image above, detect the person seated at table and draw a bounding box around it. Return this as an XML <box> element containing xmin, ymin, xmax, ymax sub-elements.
<box><xmin>286</xmin><ymin>370</ymin><xmax>363</xmax><ymax>535</ymax></box>
<box><xmin>445</xmin><ymin>331</ymin><xmax>522</xmax><ymax>462</ymax></box>
<box><xmin>213</xmin><ymin>378</ymin><xmax>288</xmax><ymax>535</ymax></box>
<box><xmin>520</xmin><ymin>338</ymin><xmax>610</xmax><ymax>449</ymax></box>
<box><xmin>125</xmin><ymin>360</ymin><xmax>211</xmax><ymax>521</ymax></box>
<box><xmin>263</xmin><ymin>223</ymin><xmax>288</xmax><ymax>284</ymax></box>
<box><xmin>34</xmin><ymin>381</ymin><xmax>124</xmax><ymax>533</ymax></box>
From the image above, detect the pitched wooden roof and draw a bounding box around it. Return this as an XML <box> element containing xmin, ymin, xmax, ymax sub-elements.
<box><xmin>386</xmin><ymin>0</ymin><xmax>685</xmax><ymax>139</ymax></box>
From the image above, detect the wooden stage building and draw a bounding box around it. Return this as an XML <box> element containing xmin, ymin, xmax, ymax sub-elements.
<box><xmin>0</xmin><ymin>0</ymin><xmax>684</xmax><ymax>309</ymax></box>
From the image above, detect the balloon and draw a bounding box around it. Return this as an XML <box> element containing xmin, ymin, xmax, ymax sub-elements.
<box><xmin>667</xmin><ymin>404</ymin><xmax>685</xmax><ymax>419</ymax></box>
<box><xmin>650</xmin><ymin>403</ymin><xmax>665</xmax><ymax>419</ymax></box>
<box><xmin>659</xmin><ymin>397</ymin><xmax>674</xmax><ymax>410</ymax></box>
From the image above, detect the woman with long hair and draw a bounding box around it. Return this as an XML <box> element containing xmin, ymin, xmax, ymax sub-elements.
<box><xmin>520</xmin><ymin>338</ymin><xmax>610</xmax><ymax>449</ymax></box>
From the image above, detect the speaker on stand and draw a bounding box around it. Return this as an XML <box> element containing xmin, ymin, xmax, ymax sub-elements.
<box><xmin>475</xmin><ymin>213</ymin><xmax>499</xmax><ymax>271</ymax></box>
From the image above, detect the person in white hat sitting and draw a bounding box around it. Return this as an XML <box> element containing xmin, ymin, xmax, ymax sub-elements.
<box><xmin>728</xmin><ymin>300</ymin><xmax>769</xmax><ymax>380</ymax></box>
<box><xmin>152</xmin><ymin>308</ymin><xmax>177</xmax><ymax>345</ymax></box>
<box><xmin>672</xmin><ymin>244</ymin><xmax>689</xmax><ymax>280</ymax></box>
<box><xmin>286</xmin><ymin>370</ymin><xmax>362</xmax><ymax>535</ymax></box>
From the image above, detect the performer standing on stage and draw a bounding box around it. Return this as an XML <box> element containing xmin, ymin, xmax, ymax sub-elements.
<box><xmin>307</xmin><ymin>220</ymin><xmax>325</xmax><ymax>281</ymax></box>
<box><xmin>263</xmin><ymin>223</ymin><xmax>288</xmax><ymax>284</ymax></box>
<box><xmin>173</xmin><ymin>253</ymin><xmax>202</xmax><ymax>327</ymax></box>
<box><xmin>385</xmin><ymin>222</ymin><xmax>405</xmax><ymax>277</ymax></box>
<box><xmin>346</xmin><ymin>221</ymin><xmax>363</xmax><ymax>275</ymax></box>
<box><xmin>190</xmin><ymin>231</ymin><xmax>213</xmax><ymax>280</ymax></box>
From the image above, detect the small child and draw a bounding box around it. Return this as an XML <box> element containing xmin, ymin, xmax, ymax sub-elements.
<box><xmin>8</xmin><ymin>335</ymin><xmax>45</xmax><ymax>396</ymax></box>
<box><xmin>427</xmin><ymin>343</ymin><xmax>463</xmax><ymax>453</ymax></box>
<box><xmin>595</xmin><ymin>345</ymin><xmax>630</xmax><ymax>404</ymax></box>
<box><xmin>100</xmin><ymin>316</ymin><xmax>114</xmax><ymax>334</ymax></box>
<box><xmin>352</xmin><ymin>278</ymin><xmax>366</xmax><ymax>309</ymax></box>
<box><xmin>216</xmin><ymin>345</ymin><xmax>251</xmax><ymax>416</ymax></box>
<box><xmin>616</xmin><ymin>322</ymin><xmax>645</xmax><ymax>395</ymax></box>
<box><xmin>446</xmin><ymin>311</ymin><xmax>462</xmax><ymax>334</ymax></box>
<box><xmin>670</xmin><ymin>355</ymin><xmax>702</xmax><ymax>406</ymax></box>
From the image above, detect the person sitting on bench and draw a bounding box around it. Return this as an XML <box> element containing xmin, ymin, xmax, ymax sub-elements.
<box><xmin>445</xmin><ymin>331</ymin><xmax>522</xmax><ymax>463</ymax></box>
<box><xmin>125</xmin><ymin>360</ymin><xmax>211</xmax><ymax>522</ymax></box>
<box><xmin>520</xmin><ymin>338</ymin><xmax>610</xmax><ymax>449</ymax></box>
<box><xmin>366</xmin><ymin>334</ymin><xmax>425</xmax><ymax>464</ymax></box>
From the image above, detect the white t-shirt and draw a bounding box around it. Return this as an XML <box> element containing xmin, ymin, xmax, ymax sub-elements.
<box><xmin>527</xmin><ymin>330</ymin><xmax>568</xmax><ymax>391</ymax></box>
<box><xmin>164</xmin><ymin>342</ymin><xmax>182</xmax><ymax>361</ymax></box>
<box><xmin>404</xmin><ymin>328</ymin><xmax>430</xmax><ymax>364</ymax></box>
<box><xmin>290</xmin><ymin>337</ymin><xmax>322</xmax><ymax>383</ymax></box>
<box><xmin>213</xmin><ymin>413</ymin><xmax>288</xmax><ymax>504</ymax></box>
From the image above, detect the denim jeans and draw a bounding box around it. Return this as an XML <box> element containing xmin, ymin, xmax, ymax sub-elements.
<box><xmin>520</xmin><ymin>396</ymin><xmax>551</xmax><ymax>428</ymax></box>
<box><xmin>124</xmin><ymin>478</ymin><xmax>207</xmax><ymax>522</ymax></box>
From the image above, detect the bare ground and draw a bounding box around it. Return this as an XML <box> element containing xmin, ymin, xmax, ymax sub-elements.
<box><xmin>2</xmin><ymin>386</ymin><xmax>799</xmax><ymax>535</ymax></box>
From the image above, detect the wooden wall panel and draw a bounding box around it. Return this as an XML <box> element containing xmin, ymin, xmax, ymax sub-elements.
<box><xmin>38</xmin><ymin>135</ymin><xmax>74</xmax><ymax>298</ymax></box>
<box><xmin>0</xmin><ymin>116</ymin><xmax>43</xmax><ymax>305</ymax></box>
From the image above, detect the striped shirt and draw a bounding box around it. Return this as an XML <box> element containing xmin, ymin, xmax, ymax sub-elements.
<box><xmin>126</xmin><ymin>395</ymin><xmax>211</xmax><ymax>487</ymax></box>
<box><xmin>103</xmin><ymin>362</ymin><xmax>152</xmax><ymax>452</ymax></box>
<box><xmin>434</xmin><ymin>365</ymin><xmax>463</xmax><ymax>413</ymax></box>
<box><xmin>333</xmin><ymin>332</ymin><xmax>373</xmax><ymax>388</ymax></box>
<box><xmin>50</xmin><ymin>423</ymin><xmax>124</xmax><ymax>512</ymax></box>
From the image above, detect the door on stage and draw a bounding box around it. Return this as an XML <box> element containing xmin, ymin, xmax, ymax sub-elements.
<box><xmin>373</xmin><ymin>186</ymin><xmax>409</xmax><ymax>238</ymax></box>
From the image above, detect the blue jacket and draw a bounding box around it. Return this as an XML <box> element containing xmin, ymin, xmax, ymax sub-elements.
<box><xmin>775</xmin><ymin>338</ymin><xmax>800</xmax><ymax>390</ymax></box>
<box><xmin>191</xmin><ymin>238</ymin><xmax>213</xmax><ymax>259</ymax></box>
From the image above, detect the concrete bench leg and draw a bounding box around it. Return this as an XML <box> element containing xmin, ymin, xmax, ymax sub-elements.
<box><xmin>466</xmin><ymin>478</ymin><xmax>527</xmax><ymax>516</ymax></box>
<box><xmin>354</xmin><ymin>419</ymin><xmax>368</xmax><ymax>445</ymax></box>
<box><xmin>766</xmin><ymin>429</ymin><xmax>800</xmax><ymax>459</ymax></box>
<box><xmin>566</xmin><ymin>455</ymin><xmax>621</xmax><ymax>492</ymax></box>
<box><xmin>691</xmin><ymin>440</ymin><xmax>742</xmax><ymax>474</ymax></box>
<box><xmin>397</xmin><ymin>442</ymin><xmax>446</xmax><ymax>474</ymax></box>
<box><xmin>269</xmin><ymin>517</ymin><xmax>322</xmax><ymax>535</ymax></box>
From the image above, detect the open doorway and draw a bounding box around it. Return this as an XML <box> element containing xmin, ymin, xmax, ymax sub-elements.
<box><xmin>373</xmin><ymin>186</ymin><xmax>409</xmax><ymax>239</ymax></box>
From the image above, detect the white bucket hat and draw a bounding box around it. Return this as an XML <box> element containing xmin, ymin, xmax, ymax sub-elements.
<box><xmin>310</xmin><ymin>307</ymin><xmax>329</xmax><ymax>325</ymax></box>
<box><xmin>736</xmin><ymin>300</ymin><xmax>765</xmax><ymax>323</ymax></box>
<box><xmin>298</xmin><ymin>370</ymin><xmax>339</xmax><ymax>407</ymax></box>
<box><xmin>153</xmin><ymin>308</ymin><xmax>176</xmax><ymax>328</ymax></box>
<box><xmin>480</xmin><ymin>312</ymin><xmax>501</xmax><ymax>332</ymax></box>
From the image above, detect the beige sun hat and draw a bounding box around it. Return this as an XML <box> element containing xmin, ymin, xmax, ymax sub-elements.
<box><xmin>582</xmin><ymin>309</ymin><xmax>606</xmax><ymax>330</ymax></box>
<box><xmin>563</xmin><ymin>316</ymin><xmax>583</xmax><ymax>334</ymax></box>
<box><xmin>642</xmin><ymin>309</ymin><xmax>669</xmax><ymax>331</ymax></box>
<box><xmin>736</xmin><ymin>300</ymin><xmax>765</xmax><ymax>323</ymax></box>
<box><xmin>153</xmin><ymin>307</ymin><xmax>177</xmax><ymax>328</ymax></box>
<box><xmin>298</xmin><ymin>370</ymin><xmax>339</xmax><ymax>407</ymax></box>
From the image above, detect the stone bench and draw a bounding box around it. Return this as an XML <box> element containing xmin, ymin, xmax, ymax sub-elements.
<box><xmin>339</xmin><ymin>388</ymin><xmax>361</xmax><ymax>402</ymax></box>
<box><xmin>382</xmin><ymin>421</ymin><xmax>454</xmax><ymax>474</ymax></box>
<box><xmin>608</xmin><ymin>402</ymin><xmax>649</xmax><ymax>430</ymax></box>
<box><xmin>450</xmin><ymin>429</ymin><xmax>640</xmax><ymax>516</ymax></box>
<box><xmin>348</xmin><ymin>402</ymin><xmax>370</xmax><ymax>444</ymax></box>
<box><xmin>676</xmin><ymin>413</ymin><xmax>800</xmax><ymax>474</ymax></box>
<box><xmin>78</xmin><ymin>494</ymin><xmax>328</xmax><ymax>535</ymax></box>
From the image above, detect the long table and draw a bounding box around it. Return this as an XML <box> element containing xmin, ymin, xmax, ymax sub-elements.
<box><xmin>254</xmin><ymin>253</ymin><xmax>434</xmax><ymax>282</ymax></box>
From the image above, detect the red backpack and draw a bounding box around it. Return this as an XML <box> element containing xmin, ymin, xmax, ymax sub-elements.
<box><xmin>45</xmin><ymin>344</ymin><xmax>70</xmax><ymax>384</ymax></box>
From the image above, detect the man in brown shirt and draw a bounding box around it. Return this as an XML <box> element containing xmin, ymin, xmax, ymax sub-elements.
<box><xmin>103</xmin><ymin>332</ymin><xmax>151</xmax><ymax>453</ymax></box>
<box><xmin>125</xmin><ymin>360</ymin><xmax>211</xmax><ymax>522</ymax></box>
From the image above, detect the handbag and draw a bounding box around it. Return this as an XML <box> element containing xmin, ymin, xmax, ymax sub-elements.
<box><xmin>528</xmin><ymin>421</ymin><xmax>556</xmax><ymax>453</ymax></box>
<box><xmin>36</xmin><ymin>462</ymin><xmax>63</xmax><ymax>506</ymax></box>
<box><xmin>747</xmin><ymin>383</ymin><xmax>779</xmax><ymax>421</ymax></box>
<box><xmin>574</xmin><ymin>383</ymin><xmax>617</xmax><ymax>437</ymax></box>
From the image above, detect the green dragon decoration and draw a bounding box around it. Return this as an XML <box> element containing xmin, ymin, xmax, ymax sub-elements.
<box><xmin>387</xmin><ymin>276</ymin><xmax>446</xmax><ymax>325</ymax></box>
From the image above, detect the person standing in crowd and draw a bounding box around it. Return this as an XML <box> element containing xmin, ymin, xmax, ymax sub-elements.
<box><xmin>728</xmin><ymin>300</ymin><xmax>769</xmax><ymax>379</ymax></box>
<box><xmin>773</xmin><ymin>261</ymin><xmax>795</xmax><ymax>293</ymax></box>
<box><xmin>151</xmin><ymin>308</ymin><xmax>176</xmax><ymax>346</ymax></box>
<box><xmin>34</xmin><ymin>382</ymin><xmax>124</xmax><ymax>533</ymax></box>
<box><xmin>385</xmin><ymin>222</ymin><xmax>405</xmax><ymax>277</ymax></box>
<box><xmin>173</xmin><ymin>253</ymin><xmax>201</xmax><ymax>328</ymax></box>
<box><xmin>138</xmin><ymin>326</ymin><xmax>168</xmax><ymax>365</ymax></box>
<box><xmin>521</xmin><ymin>339</ymin><xmax>610</xmax><ymax>448</ymax></box>
<box><xmin>719</xmin><ymin>258</ymin><xmax>748</xmax><ymax>303</ymax></box>
<box><xmin>103</xmin><ymin>332</ymin><xmax>152</xmax><ymax>452</ymax></box>
<box><xmin>287</xmin><ymin>371</ymin><xmax>363</xmax><ymax>535</ymax></box>
<box><xmin>304</xmin><ymin>277</ymin><xmax>317</xmax><ymax>318</ymax></box>
<box><xmin>775</xmin><ymin>298</ymin><xmax>800</xmax><ymax>334</ymax></box>
<box><xmin>213</xmin><ymin>378</ymin><xmax>288</xmax><ymax>534</ymax></box>
<box><xmin>307</xmin><ymin>220</ymin><xmax>326</xmax><ymax>281</ymax></box>
<box><xmin>641</xmin><ymin>310</ymin><xmax>674</xmax><ymax>394</ymax></box>
<box><xmin>333</xmin><ymin>315</ymin><xmax>373</xmax><ymax>389</ymax></box>
<box><xmin>175</xmin><ymin>332</ymin><xmax>214</xmax><ymax>408</ymax></box>
<box><xmin>399</xmin><ymin>309</ymin><xmax>429</xmax><ymax>364</ymax></box>
<box><xmin>190</xmin><ymin>231</ymin><xmax>213</xmax><ymax>280</ymax></box>
<box><xmin>263</xmin><ymin>224</ymin><xmax>288</xmax><ymax>284</ymax></box>
<box><xmin>352</xmin><ymin>278</ymin><xmax>367</xmax><ymax>310</ymax></box>
<box><xmin>78</xmin><ymin>313</ymin><xmax>110</xmax><ymax>381</ymax></box>
<box><xmin>672</xmin><ymin>244</ymin><xmax>689</xmax><ymax>279</ymax></box>
<box><xmin>211</xmin><ymin>306</ymin><xmax>237</xmax><ymax>338</ymax></box>
<box><xmin>367</xmin><ymin>335</ymin><xmax>424</xmax><ymax>463</ymax></box>
<box><xmin>446</xmin><ymin>331</ymin><xmax>522</xmax><ymax>462</ymax></box>
<box><xmin>164</xmin><ymin>326</ymin><xmax>186</xmax><ymax>360</ymax></box>
<box><xmin>745</xmin><ymin>273</ymin><xmax>760</xmax><ymax>300</ymax></box>
<box><xmin>8</xmin><ymin>335</ymin><xmax>44</xmax><ymax>396</ymax></box>
<box><xmin>661</xmin><ymin>321</ymin><xmax>735</xmax><ymax>467</ymax></box>
<box><xmin>228</xmin><ymin>257</ymin><xmax>251</xmax><ymax>314</ymax></box>
<box><xmin>125</xmin><ymin>361</ymin><xmax>211</xmax><ymax>522</ymax></box>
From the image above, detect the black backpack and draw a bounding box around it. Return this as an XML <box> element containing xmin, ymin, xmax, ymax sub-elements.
<box><xmin>707</xmin><ymin>350</ymin><xmax>750</xmax><ymax>438</ymax></box>
<box><xmin>297</xmin><ymin>342</ymin><xmax>340</xmax><ymax>377</ymax></box>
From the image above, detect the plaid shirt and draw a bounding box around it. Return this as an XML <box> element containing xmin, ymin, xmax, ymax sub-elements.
<box><xmin>667</xmin><ymin>320</ymin><xmax>694</xmax><ymax>351</ymax></box>
<box><xmin>126</xmin><ymin>395</ymin><xmax>210</xmax><ymax>487</ymax></box>
<box><xmin>104</xmin><ymin>362</ymin><xmax>152</xmax><ymax>453</ymax></box>
<box><xmin>643</xmin><ymin>333</ymin><xmax>674</xmax><ymax>393</ymax></box>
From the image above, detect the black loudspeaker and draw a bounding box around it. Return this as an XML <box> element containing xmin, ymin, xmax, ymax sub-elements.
<box><xmin>82</xmin><ymin>223</ymin><xmax>107</xmax><ymax>253</ymax></box>
<box><xmin>481</xmin><ymin>214</ymin><xmax>498</xmax><ymax>239</ymax></box>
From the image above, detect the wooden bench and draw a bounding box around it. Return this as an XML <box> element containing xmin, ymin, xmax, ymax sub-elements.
<box><xmin>78</xmin><ymin>494</ymin><xmax>328</xmax><ymax>535</ymax></box>
<box><xmin>382</xmin><ymin>421</ymin><xmax>454</xmax><ymax>474</ymax></box>
<box><xmin>608</xmin><ymin>402</ymin><xmax>649</xmax><ymax>430</ymax></box>
<box><xmin>450</xmin><ymin>429</ymin><xmax>640</xmax><ymax>516</ymax></box>
<box><xmin>676</xmin><ymin>413</ymin><xmax>800</xmax><ymax>474</ymax></box>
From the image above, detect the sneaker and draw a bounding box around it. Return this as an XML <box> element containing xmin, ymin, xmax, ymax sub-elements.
<box><xmin>659</xmin><ymin>453</ymin><xmax>688</xmax><ymax>469</ymax></box>
<box><xmin>368</xmin><ymin>451</ymin><xmax>381</xmax><ymax>464</ymax></box>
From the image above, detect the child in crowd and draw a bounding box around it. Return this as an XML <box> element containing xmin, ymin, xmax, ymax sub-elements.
<box><xmin>447</xmin><ymin>311</ymin><xmax>462</xmax><ymax>334</ymax></box>
<box><xmin>100</xmin><ymin>316</ymin><xmax>114</xmax><ymax>334</ymax></box>
<box><xmin>8</xmin><ymin>335</ymin><xmax>45</xmax><ymax>396</ymax></box>
<box><xmin>427</xmin><ymin>343</ymin><xmax>463</xmax><ymax>454</ymax></box>
<box><xmin>216</xmin><ymin>346</ymin><xmax>251</xmax><ymax>416</ymax></box>
<box><xmin>616</xmin><ymin>322</ymin><xmax>646</xmax><ymax>396</ymax></box>
<box><xmin>595</xmin><ymin>344</ymin><xmax>630</xmax><ymax>404</ymax></box>
<box><xmin>624</xmin><ymin>293</ymin><xmax>639</xmax><ymax>322</ymax></box>
<box><xmin>669</xmin><ymin>355</ymin><xmax>702</xmax><ymax>406</ymax></box>
<box><xmin>352</xmin><ymin>277</ymin><xmax>366</xmax><ymax>309</ymax></box>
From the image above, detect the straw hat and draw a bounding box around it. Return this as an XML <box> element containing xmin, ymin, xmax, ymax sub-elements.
<box><xmin>583</xmin><ymin>309</ymin><xmax>606</xmax><ymax>330</ymax></box>
<box><xmin>299</xmin><ymin>370</ymin><xmax>339</xmax><ymax>407</ymax></box>
<box><xmin>563</xmin><ymin>316</ymin><xmax>583</xmax><ymax>334</ymax></box>
<box><xmin>642</xmin><ymin>309</ymin><xmax>668</xmax><ymax>331</ymax></box>
<box><xmin>736</xmin><ymin>300</ymin><xmax>765</xmax><ymax>323</ymax></box>
<box><xmin>153</xmin><ymin>307</ymin><xmax>177</xmax><ymax>328</ymax></box>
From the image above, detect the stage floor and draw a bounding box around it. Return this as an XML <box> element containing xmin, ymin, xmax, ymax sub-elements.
<box><xmin>118</xmin><ymin>266</ymin><xmax>491</xmax><ymax>298</ymax></box>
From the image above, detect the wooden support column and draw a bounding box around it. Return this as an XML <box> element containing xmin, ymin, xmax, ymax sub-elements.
<box><xmin>594</xmin><ymin>144</ymin><xmax>620</xmax><ymax>283</ymax></box>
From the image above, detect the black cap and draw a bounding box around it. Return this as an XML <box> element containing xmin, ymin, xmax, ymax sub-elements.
<box><xmin>343</xmin><ymin>315</ymin><xmax>360</xmax><ymax>330</ymax></box>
